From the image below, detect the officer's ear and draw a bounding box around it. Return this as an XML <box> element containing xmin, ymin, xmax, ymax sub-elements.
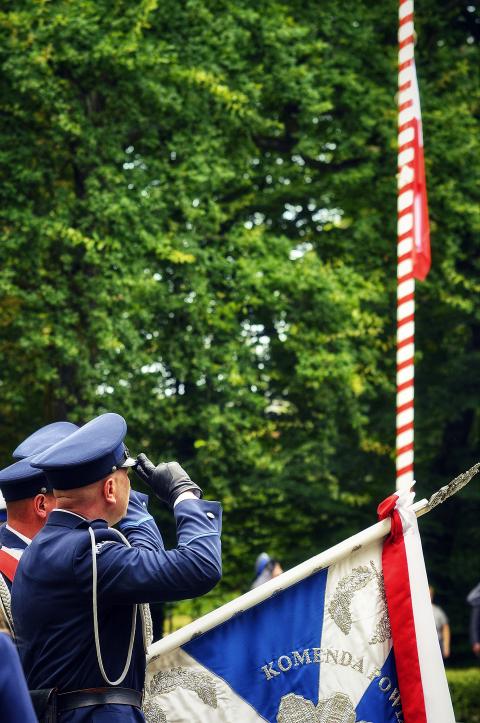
<box><xmin>102</xmin><ymin>475</ymin><xmax>117</xmax><ymax>506</ymax></box>
<box><xmin>33</xmin><ymin>493</ymin><xmax>48</xmax><ymax>520</ymax></box>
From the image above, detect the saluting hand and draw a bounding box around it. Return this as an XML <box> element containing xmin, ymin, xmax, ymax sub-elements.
<box><xmin>135</xmin><ymin>454</ymin><xmax>202</xmax><ymax>509</ymax></box>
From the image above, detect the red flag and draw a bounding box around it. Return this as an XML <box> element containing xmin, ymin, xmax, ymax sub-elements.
<box><xmin>411</xmin><ymin>61</ymin><xmax>431</xmax><ymax>280</ymax></box>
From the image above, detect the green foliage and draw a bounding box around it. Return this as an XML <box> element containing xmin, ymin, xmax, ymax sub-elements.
<box><xmin>0</xmin><ymin>0</ymin><xmax>479</xmax><ymax>653</ymax></box>
<box><xmin>447</xmin><ymin>668</ymin><xmax>480</xmax><ymax>722</ymax></box>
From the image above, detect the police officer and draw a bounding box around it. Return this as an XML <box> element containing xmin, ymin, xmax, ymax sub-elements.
<box><xmin>12</xmin><ymin>412</ymin><xmax>222</xmax><ymax>722</ymax></box>
<box><xmin>0</xmin><ymin>423</ymin><xmax>78</xmax><ymax>592</ymax></box>
<box><xmin>0</xmin><ymin>422</ymin><xmax>78</xmax><ymax>634</ymax></box>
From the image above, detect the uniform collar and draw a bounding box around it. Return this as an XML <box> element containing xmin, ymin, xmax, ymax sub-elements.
<box><xmin>47</xmin><ymin>509</ymin><xmax>108</xmax><ymax>529</ymax></box>
<box><xmin>0</xmin><ymin>523</ymin><xmax>30</xmax><ymax>549</ymax></box>
<box><xmin>5</xmin><ymin>524</ymin><xmax>32</xmax><ymax>546</ymax></box>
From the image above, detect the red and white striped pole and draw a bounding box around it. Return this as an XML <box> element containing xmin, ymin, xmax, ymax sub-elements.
<box><xmin>396</xmin><ymin>0</ymin><xmax>416</xmax><ymax>489</ymax></box>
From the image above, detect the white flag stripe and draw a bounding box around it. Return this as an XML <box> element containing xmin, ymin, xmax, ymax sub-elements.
<box><xmin>402</xmin><ymin>514</ymin><xmax>455</xmax><ymax>721</ymax></box>
<box><xmin>410</xmin><ymin>60</ymin><xmax>423</xmax><ymax>123</ymax></box>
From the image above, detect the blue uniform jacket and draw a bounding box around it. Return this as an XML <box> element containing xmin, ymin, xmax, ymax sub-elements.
<box><xmin>12</xmin><ymin>492</ymin><xmax>222</xmax><ymax>722</ymax></box>
<box><xmin>0</xmin><ymin>524</ymin><xmax>29</xmax><ymax>592</ymax></box>
<box><xmin>0</xmin><ymin>632</ymin><xmax>38</xmax><ymax>723</ymax></box>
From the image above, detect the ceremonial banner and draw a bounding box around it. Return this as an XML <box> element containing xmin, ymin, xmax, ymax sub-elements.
<box><xmin>144</xmin><ymin>491</ymin><xmax>454</xmax><ymax>723</ymax></box>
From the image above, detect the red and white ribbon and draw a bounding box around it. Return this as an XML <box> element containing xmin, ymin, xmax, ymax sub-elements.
<box><xmin>378</xmin><ymin>487</ymin><xmax>454</xmax><ymax>722</ymax></box>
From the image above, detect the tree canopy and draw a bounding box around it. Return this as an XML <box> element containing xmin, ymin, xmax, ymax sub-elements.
<box><xmin>0</xmin><ymin>0</ymin><xmax>479</xmax><ymax>659</ymax></box>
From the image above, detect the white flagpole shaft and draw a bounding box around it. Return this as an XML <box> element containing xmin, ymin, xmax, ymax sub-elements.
<box><xmin>148</xmin><ymin>498</ymin><xmax>428</xmax><ymax>661</ymax></box>
<box><xmin>396</xmin><ymin>0</ymin><xmax>416</xmax><ymax>490</ymax></box>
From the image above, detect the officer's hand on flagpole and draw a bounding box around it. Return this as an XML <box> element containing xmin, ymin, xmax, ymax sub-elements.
<box><xmin>134</xmin><ymin>454</ymin><xmax>202</xmax><ymax>509</ymax></box>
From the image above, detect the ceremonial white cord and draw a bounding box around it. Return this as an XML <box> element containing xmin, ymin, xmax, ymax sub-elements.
<box><xmin>89</xmin><ymin>527</ymin><xmax>137</xmax><ymax>686</ymax></box>
<box><xmin>0</xmin><ymin>574</ymin><xmax>14</xmax><ymax>637</ymax></box>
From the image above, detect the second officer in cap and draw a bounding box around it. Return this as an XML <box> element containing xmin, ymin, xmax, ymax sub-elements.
<box><xmin>12</xmin><ymin>412</ymin><xmax>222</xmax><ymax>722</ymax></box>
<box><xmin>0</xmin><ymin>422</ymin><xmax>78</xmax><ymax>631</ymax></box>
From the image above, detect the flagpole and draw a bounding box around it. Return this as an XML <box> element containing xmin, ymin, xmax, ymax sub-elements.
<box><xmin>396</xmin><ymin>0</ymin><xmax>416</xmax><ymax>490</ymax></box>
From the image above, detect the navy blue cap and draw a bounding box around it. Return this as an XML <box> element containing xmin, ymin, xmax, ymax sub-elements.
<box><xmin>30</xmin><ymin>413</ymin><xmax>136</xmax><ymax>490</ymax></box>
<box><xmin>13</xmin><ymin>421</ymin><xmax>79</xmax><ymax>460</ymax></box>
<box><xmin>0</xmin><ymin>457</ymin><xmax>50</xmax><ymax>503</ymax></box>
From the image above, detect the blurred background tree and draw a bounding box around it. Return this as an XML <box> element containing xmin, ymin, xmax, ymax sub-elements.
<box><xmin>0</xmin><ymin>0</ymin><xmax>478</xmax><ymax>660</ymax></box>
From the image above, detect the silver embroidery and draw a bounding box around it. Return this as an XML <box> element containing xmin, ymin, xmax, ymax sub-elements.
<box><xmin>317</xmin><ymin>693</ymin><xmax>357</xmax><ymax>723</ymax></box>
<box><xmin>277</xmin><ymin>692</ymin><xmax>318</xmax><ymax>722</ymax></box>
<box><xmin>368</xmin><ymin>561</ymin><xmax>391</xmax><ymax>644</ymax></box>
<box><xmin>149</xmin><ymin>667</ymin><xmax>217</xmax><ymax>708</ymax></box>
<box><xmin>329</xmin><ymin>561</ymin><xmax>392</xmax><ymax>645</ymax></box>
<box><xmin>142</xmin><ymin>698</ymin><xmax>168</xmax><ymax>723</ymax></box>
<box><xmin>328</xmin><ymin>566</ymin><xmax>373</xmax><ymax>635</ymax></box>
<box><xmin>277</xmin><ymin>692</ymin><xmax>372</xmax><ymax>723</ymax></box>
<box><xmin>141</xmin><ymin>603</ymin><xmax>153</xmax><ymax>650</ymax></box>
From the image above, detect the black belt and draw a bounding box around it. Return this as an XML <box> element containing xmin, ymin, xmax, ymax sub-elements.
<box><xmin>57</xmin><ymin>687</ymin><xmax>142</xmax><ymax>712</ymax></box>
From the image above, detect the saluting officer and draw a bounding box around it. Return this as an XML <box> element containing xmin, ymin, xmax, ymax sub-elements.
<box><xmin>12</xmin><ymin>412</ymin><xmax>222</xmax><ymax>722</ymax></box>
<box><xmin>0</xmin><ymin>422</ymin><xmax>78</xmax><ymax>629</ymax></box>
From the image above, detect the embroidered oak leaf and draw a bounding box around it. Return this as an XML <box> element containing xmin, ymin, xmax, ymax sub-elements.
<box><xmin>142</xmin><ymin>698</ymin><xmax>168</xmax><ymax>723</ymax></box>
<box><xmin>277</xmin><ymin>692</ymin><xmax>372</xmax><ymax>723</ymax></box>
<box><xmin>149</xmin><ymin>667</ymin><xmax>217</xmax><ymax>708</ymax></box>
<box><xmin>277</xmin><ymin>692</ymin><xmax>319</xmax><ymax>722</ymax></box>
<box><xmin>317</xmin><ymin>692</ymin><xmax>357</xmax><ymax>723</ymax></box>
<box><xmin>328</xmin><ymin>566</ymin><xmax>373</xmax><ymax>635</ymax></box>
<box><xmin>368</xmin><ymin>561</ymin><xmax>391</xmax><ymax>644</ymax></box>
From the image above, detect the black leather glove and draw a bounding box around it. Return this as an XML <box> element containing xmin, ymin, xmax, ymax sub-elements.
<box><xmin>134</xmin><ymin>454</ymin><xmax>202</xmax><ymax>509</ymax></box>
